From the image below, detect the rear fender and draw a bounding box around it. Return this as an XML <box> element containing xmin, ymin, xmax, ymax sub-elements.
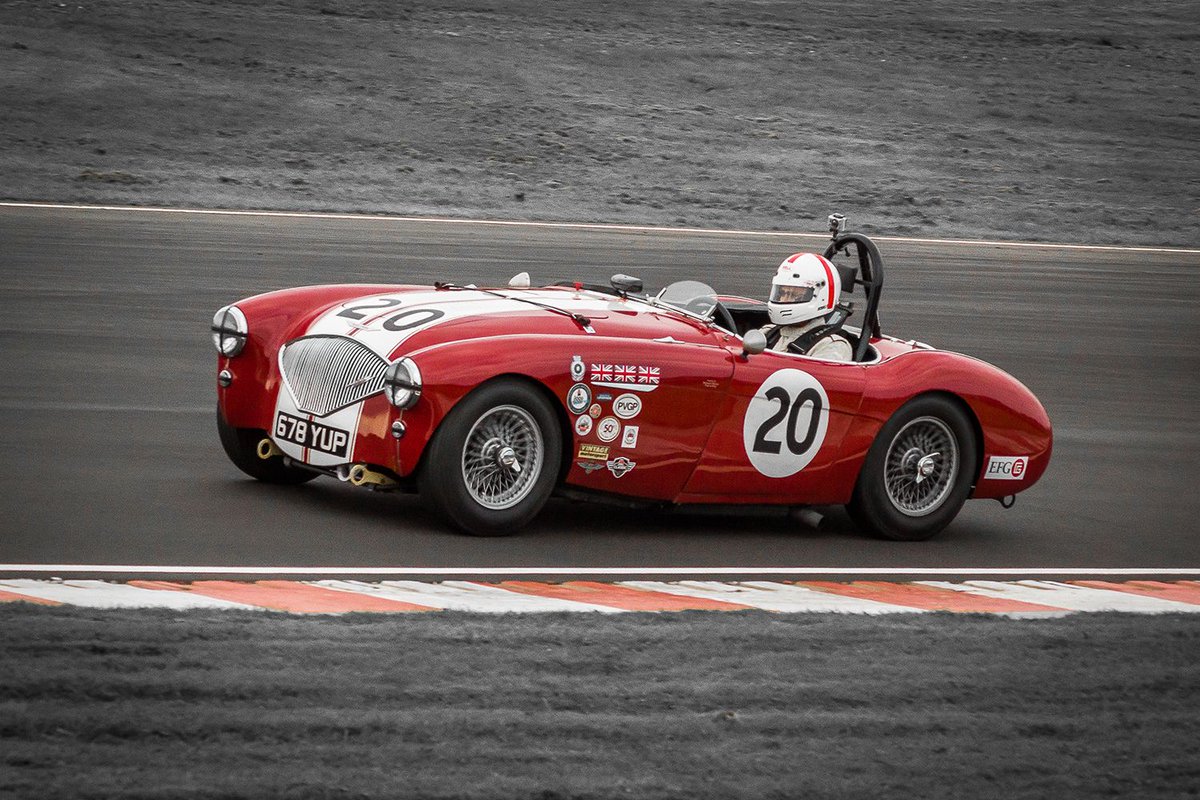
<box><xmin>856</xmin><ymin>351</ymin><xmax>1052</xmax><ymax>498</ymax></box>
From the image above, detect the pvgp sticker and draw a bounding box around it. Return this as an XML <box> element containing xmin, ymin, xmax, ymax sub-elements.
<box><xmin>985</xmin><ymin>456</ymin><xmax>1028</xmax><ymax>480</ymax></box>
<box><xmin>613</xmin><ymin>393</ymin><xmax>642</xmax><ymax>419</ymax></box>
<box><xmin>742</xmin><ymin>369</ymin><xmax>830</xmax><ymax>478</ymax></box>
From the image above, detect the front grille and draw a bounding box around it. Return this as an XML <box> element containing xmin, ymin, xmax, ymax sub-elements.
<box><xmin>279</xmin><ymin>335</ymin><xmax>388</xmax><ymax>417</ymax></box>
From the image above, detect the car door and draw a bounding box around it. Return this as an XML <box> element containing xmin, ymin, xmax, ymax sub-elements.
<box><xmin>561</xmin><ymin>332</ymin><xmax>736</xmax><ymax>502</ymax></box>
<box><xmin>679</xmin><ymin>347</ymin><xmax>867</xmax><ymax>504</ymax></box>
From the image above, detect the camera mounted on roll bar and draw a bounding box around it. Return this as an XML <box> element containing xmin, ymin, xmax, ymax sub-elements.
<box><xmin>828</xmin><ymin>213</ymin><xmax>848</xmax><ymax>238</ymax></box>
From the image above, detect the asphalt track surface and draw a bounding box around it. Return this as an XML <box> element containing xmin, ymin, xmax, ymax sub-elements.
<box><xmin>1</xmin><ymin>205</ymin><xmax>1197</xmax><ymax>581</ymax></box>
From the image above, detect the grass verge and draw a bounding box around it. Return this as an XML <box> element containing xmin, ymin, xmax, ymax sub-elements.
<box><xmin>2</xmin><ymin>605</ymin><xmax>1198</xmax><ymax>799</ymax></box>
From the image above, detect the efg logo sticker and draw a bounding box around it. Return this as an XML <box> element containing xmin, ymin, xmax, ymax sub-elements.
<box><xmin>985</xmin><ymin>456</ymin><xmax>1028</xmax><ymax>480</ymax></box>
<box><xmin>613</xmin><ymin>393</ymin><xmax>642</xmax><ymax>419</ymax></box>
<box><xmin>742</xmin><ymin>369</ymin><xmax>830</xmax><ymax>478</ymax></box>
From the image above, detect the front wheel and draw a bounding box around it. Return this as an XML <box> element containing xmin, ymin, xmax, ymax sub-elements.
<box><xmin>419</xmin><ymin>380</ymin><xmax>562</xmax><ymax>536</ymax></box>
<box><xmin>847</xmin><ymin>395</ymin><xmax>977</xmax><ymax>541</ymax></box>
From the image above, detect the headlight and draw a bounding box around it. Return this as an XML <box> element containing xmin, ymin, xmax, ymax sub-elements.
<box><xmin>383</xmin><ymin>358</ymin><xmax>422</xmax><ymax>409</ymax></box>
<box><xmin>211</xmin><ymin>305</ymin><xmax>248</xmax><ymax>357</ymax></box>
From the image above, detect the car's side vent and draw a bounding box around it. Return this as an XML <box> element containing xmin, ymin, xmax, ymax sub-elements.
<box><xmin>279</xmin><ymin>335</ymin><xmax>388</xmax><ymax>417</ymax></box>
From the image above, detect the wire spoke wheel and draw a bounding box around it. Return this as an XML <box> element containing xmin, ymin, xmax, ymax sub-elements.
<box><xmin>882</xmin><ymin>416</ymin><xmax>959</xmax><ymax>517</ymax></box>
<box><xmin>460</xmin><ymin>404</ymin><xmax>544</xmax><ymax>510</ymax></box>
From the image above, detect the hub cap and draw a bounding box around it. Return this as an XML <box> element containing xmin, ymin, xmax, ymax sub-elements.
<box><xmin>883</xmin><ymin>416</ymin><xmax>959</xmax><ymax>516</ymax></box>
<box><xmin>461</xmin><ymin>405</ymin><xmax>543</xmax><ymax>510</ymax></box>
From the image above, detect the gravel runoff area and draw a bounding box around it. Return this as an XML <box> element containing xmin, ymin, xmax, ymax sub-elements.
<box><xmin>2</xmin><ymin>607</ymin><xmax>1199</xmax><ymax>800</ymax></box>
<box><xmin>1</xmin><ymin>0</ymin><xmax>1197</xmax><ymax>246</ymax></box>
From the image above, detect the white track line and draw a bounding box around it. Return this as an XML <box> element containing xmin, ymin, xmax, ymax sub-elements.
<box><xmin>2</xmin><ymin>565</ymin><xmax>1198</xmax><ymax>576</ymax></box>
<box><xmin>2</xmin><ymin>201</ymin><xmax>1196</xmax><ymax>255</ymax></box>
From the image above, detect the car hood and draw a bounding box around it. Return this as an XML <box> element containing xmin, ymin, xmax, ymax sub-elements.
<box><xmin>291</xmin><ymin>286</ymin><xmax>716</xmax><ymax>359</ymax></box>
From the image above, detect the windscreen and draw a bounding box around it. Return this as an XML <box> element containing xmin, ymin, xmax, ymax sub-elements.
<box><xmin>656</xmin><ymin>280</ymin><xmax>719</xmax><ymax>319</ymax></box>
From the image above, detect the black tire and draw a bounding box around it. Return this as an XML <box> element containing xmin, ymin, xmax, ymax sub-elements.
<box><xmin>419</xmin><ymin>379</ymin><xmax>562</xmax><ymax>536</ymax></box>
<box><xmin>847</xmin><ymin>395</ymin><xmax>977</xmax><ymax>541</ymax></box>
<box><xmin>217</xmin><ymin>409</ymin><xmax>318</xmax><ymax>485</ymax></box>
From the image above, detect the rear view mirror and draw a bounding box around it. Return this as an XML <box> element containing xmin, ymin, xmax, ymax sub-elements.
<box><xmin>742</xmin><ymin>329</ymin><xmax>768</xmax><ymax>356</ymax></box>
<box><xmin>610</xmin><ymin>274</ymin><xmax>643</xmax><ymax>294</ymax></box>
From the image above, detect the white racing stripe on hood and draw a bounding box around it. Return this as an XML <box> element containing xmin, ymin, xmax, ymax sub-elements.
<box><xmin>304</xmin><ymin>289</ymin><xmax>622</xmax><ymax>357</ymax></box>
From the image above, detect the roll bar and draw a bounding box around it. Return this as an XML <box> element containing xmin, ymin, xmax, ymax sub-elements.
<box><xmin>821</xmin><ymin>215</ymin><xmax>883</xmax><ymax>363</ymax></box>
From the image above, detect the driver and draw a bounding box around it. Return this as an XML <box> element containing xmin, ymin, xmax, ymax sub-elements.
<box><xmin>763</xmin><ymin>252</ymin><xmax>853</xmax><ymax>361</ymax></box>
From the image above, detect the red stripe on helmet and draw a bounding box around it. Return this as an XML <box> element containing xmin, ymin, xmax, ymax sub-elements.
<box><xmin>817</xmin><ymin>255</ymin><xmax>836</xmax><ymax>308</ymax></box>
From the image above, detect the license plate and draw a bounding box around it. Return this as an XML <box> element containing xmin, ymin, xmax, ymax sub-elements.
<box><xmin>274</xmin><ymin>411</ymin><xmax>350</xmax><ymax>458</ymax></box>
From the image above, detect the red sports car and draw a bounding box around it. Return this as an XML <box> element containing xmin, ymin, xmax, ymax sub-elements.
<box><xmin>212</xmin><ymin>219</ymin><xmax>1051</xmax><ymax>540</ymax></box>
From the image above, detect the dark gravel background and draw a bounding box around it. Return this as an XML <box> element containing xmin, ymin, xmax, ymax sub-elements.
<box><xmin>1</xmin><ymin>0</ymin><xmax>1197</xmax><ymax>245</ymax></box>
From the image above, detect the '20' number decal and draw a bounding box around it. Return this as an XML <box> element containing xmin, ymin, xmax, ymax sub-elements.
<box><xmin>742</xmin><ymin>370</ymin><xmax>830</xmax><ymax>478</ymax></box>
<box><xmin>336</xmin><ymin>297</ymin><xmax>445</xmax><ymax>333</ymax></box>
<box><xmin>337</xmin><ymin>297</ymin><xmax>402</xmax><ymax>321</ymax></box>
<box><xmin>751</xmin><ymin>386</ymin><xmax>823</xmax><ymax>456</ymax></box>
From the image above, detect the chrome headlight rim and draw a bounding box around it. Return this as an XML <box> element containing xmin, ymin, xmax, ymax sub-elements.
<box><xmin>211</xmin><ymin>305</ymin><xmax>248</xmax><ymax>357</ymax></box>
<box><xmin>383</xmin><ymin>357</ymin><xmax>422</xmax><ymax>409</ymax></box>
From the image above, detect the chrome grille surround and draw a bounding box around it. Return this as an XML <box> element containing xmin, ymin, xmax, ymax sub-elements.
<box><xmin>279</xmin><ymin>335</ymin><xmax>388</xmax><ymax>417</ymax></box>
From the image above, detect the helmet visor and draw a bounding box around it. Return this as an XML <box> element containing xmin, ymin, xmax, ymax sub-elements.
<box><xmin>770</xmin><ymin>284</ymin><xmax>815</xmax><ymax>304</ymax></box>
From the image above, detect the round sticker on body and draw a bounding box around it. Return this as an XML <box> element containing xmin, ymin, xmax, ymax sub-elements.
<box><xmin>742</xmin><ymin>369</ymin><xmax>830</xmax><ymax>478</ymax></box>
<box><xmin>567</xmin><ymin>383</ymin><xmax>591</xmax><ymax>415</ymax></box>
<box><xmin>613</xmin><ymin>393</ymin><xmax>642</xmax><ymax>420</ymax></box>
<box><xmin>596</xmin><ymin>416</ymin><xmax>621</xmax><ymax>443</ymax></box>
<box><xmin>574</xmin><ymin>415</ymin><xmax>593</xmax><ymax>436</ymax></box>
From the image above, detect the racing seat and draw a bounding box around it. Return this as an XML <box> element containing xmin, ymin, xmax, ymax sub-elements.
<box><xmin>763</xmin><ymin>303</ymin><xmax>857</xmax><ymax>357</ymax></box>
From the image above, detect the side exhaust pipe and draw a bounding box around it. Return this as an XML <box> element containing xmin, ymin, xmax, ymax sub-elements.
<box><xmin>348</xmin><ymin>464</ymin><xmax>398</xmax><ymax>489</ymax></box>
<box><xmin>256</xmin><ymin>438</ymin><xmax>283</xmax><ymax>460</ymax></box>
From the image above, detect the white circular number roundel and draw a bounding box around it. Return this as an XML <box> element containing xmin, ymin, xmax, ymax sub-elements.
<box><xmin>742</xmin><ymin>369</ymin><xmax>830</xmax><ymax>478</ymax></box>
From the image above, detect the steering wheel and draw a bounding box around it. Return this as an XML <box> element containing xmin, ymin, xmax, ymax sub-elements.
<box><xmin>711</xmin><ymin>301</ymin><xmax>737</xmax><ymax>334</ymax></box>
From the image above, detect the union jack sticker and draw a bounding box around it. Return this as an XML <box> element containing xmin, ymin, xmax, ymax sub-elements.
<box><xmin>589</xmin><ymin>363</ymin><xmax>660</xmax><ymax>393</ymax></box>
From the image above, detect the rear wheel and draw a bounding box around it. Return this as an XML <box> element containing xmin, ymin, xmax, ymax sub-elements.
<box><xmin>419</xmin><ymin>380</ymin><xmax>561</xmax><ymax>536</ymax></box>
<box><xmin>217</xmin><ymin>409</ymin><xmax>317</xmax><ymax>485</ymax></box>
<box><xmin>848</xmin><ymin>395</ymin><xmax>976</xmax><ymax>541</ymax></box>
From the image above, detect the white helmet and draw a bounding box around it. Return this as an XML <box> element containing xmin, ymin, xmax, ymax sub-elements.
<box><xmin>767</xmin><ymin>252</ymin><xmax>840</xmax><ymax>325</ymax></box>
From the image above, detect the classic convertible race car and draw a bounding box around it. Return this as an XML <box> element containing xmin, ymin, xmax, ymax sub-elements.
<box><xmin>212</xmin><ymin>217</ymin><xmax>1051</xmax><ymax>540</ymax></box>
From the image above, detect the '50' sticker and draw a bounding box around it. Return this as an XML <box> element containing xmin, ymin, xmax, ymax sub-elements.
<box><xmin>742</xmin><ymin>369</ymin><xmax>830</xmax><ymax>478</ymax></box>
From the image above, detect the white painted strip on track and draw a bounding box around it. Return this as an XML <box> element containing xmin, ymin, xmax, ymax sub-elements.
<box><xmin>2</xmin><ymin>580</ymin><xmax>1198</xmax><ymax>613</ymax></box>
<box><xmin>621</xmin><ymin>580</ymin><xmax>922</xmax><ymax>614</ymax></box>
<box><xmin>919</xmin><ymin>580</ymin><xmax>1200</xmax><ymax>613</ymax></box>
<box><xmin>4</xmin><ymin>565</ymin><xmax>1199</xmax><ymax>577</ymax></box>
<box><xmin>0</xmin><ymin>579</ymin><xmax>253</xmax><ymax>610</ymax></box>
<box><xmin>2</xmin><ymin>201</ymin><xmax>1196</xmax><ymax>255</ymax></box>
<box><xmin>315</xmin><ymin>580</ymin><xmax>620</xmax><ymax>613</ymax></box>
